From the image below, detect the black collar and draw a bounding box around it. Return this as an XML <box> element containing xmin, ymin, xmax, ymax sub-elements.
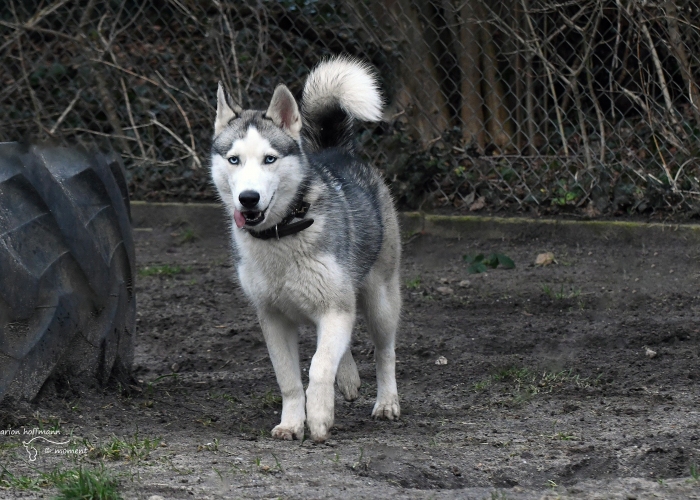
<box><xmin>246</xmin><ymin>195</ymin><xmax>314</xmax><ymax>241</ymax></box>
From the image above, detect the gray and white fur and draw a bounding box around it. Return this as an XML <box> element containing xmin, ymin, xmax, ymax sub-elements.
<box><xmin>211</xmin><ymin>56</ymin><xmax>401</xmax><ymax>443</ymax></box>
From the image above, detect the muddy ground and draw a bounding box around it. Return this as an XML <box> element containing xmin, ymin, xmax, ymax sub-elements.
<box><xmin>1</xmin><ymin>208</ymin><xmax>700</xmax><ymax>499</ymax></box>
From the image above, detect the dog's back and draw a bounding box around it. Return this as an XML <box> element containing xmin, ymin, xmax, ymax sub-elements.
<box><xmin>300</xmin><ymin>57</ymin><xmax>399</xmax><ymax>287</ymax></box>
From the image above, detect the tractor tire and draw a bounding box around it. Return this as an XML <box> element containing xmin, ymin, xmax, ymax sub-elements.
<box><xmin>0</xmin><ymin>142</ymin><xmax>135</xmax><ymax>402</ymax></box>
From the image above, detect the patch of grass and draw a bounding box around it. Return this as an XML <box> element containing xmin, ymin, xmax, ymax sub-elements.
<box><xmin>86</xmin><ymin>432</ymin><xmax>161</xmax><ymax>462</ymax></box>
<box><xmin>475</xmin><ymin>366</ymin><xmax>600</xmax><ymax>400</ymax></box>
<box><xmin>0</xmin><ymin>464</ymin><xmax>119</xmax><ymax>498</ymax></box>
<box><xmin>0</xmin><ymin>442</ymin><xmax>21</xmax><ymax>452</ymax></box>
<box><xmin>55</xmin><ymin>466</ymin><xmax>120</xmax><ymax>500</ymax></box>
<box><xmin>179</xmin><ymin>228</ymin><xmax>197</xmax><ymax>244</ymax></box>
<box><xmin>253</xmin><ymin>389</ymin><xmax>282</xmax><ymax>410</ymax></box>
<box><xmin>690</xmin><ymin>463</ymin><xmax>699</xmax><ymax>481</ymax></box>
<box><xmin>32</xmin><ymin>415</ymin><xmax>63</xmax><ymax>433</ymax></box>
<box><xmin>463</xmin><ymin>253</ymin><xmax>515</xmax><ymax>274</ymax></box>
<box><xmin>552</xmin><ymin>431</ymin><xmax>577</xmax><ymax>441</ymax></box>
<box><xmin>0</xmin><ymin>464</ymin><xmax>72</xmax><ymax>491</ymax></box>
<box><xmin>209</xmin><ymin>391</ymin><xmax>242</xmax><ymax>405</ymax></box>
<box><xmin>143</xmin><ymin>373</ymin><xmax>179</xmax><ymax>398</ymax></box>
<box><xmin>351</xmin><ymin>447</ymin><xmax>368</xmax><ymax>471</ymax></box>
<box><xmin>197</xmin><ymin>439</ymin><xmax>219</xmax><ymax>452</ymax></box>
<box><xmin>271</xmin><ymin>452</ymin><xmax>283</xmax><ymax>472</ymax></box>
<box><xmin>472</xmin><ymin>378</ymin><xmax>491</xmax><ymax>391</ymax></box>
<box><xmin>405</xmin><ymin>276</ymin><xmax>421</xmax><ymax>289</ymax></box>
<box><xmin>493</xmin><ymin>367</ymin><xmax>532</xmax><ymax>383</ymax></box>
<box><xmin>541</xmin><ymin>283</ymin><xmax>581</xmax><ymax>300</ymax></box>
<box><xmin>138</xmin><ymin>265</ymin><xmax>188</xmax><ymax>277</ymax></box>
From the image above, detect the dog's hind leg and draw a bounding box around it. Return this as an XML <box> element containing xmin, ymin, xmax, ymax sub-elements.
<box><xmin>306</xmin><ymin>309</ymin><xmax>355</xmax><ymax>442</ymax></box>
<box><xmin>258</xmin><ymin>310</ymin><xmax>305</xmax><ymax>440</ymax></box>
<box><xmin>361</xmin><ymin>271</ymin><xmax>401</xmax><ymax>420</ymax></box>
<box><xmin>336</xmin><ymin>348</ymin><xmax>361</xmax><ymax>401</ymax></box>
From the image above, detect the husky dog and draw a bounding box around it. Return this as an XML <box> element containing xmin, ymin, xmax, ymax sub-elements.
<box><xmin>210</xmin><ymin>56</ymin><xmax>401</xmax><ymax>443</ymax></box>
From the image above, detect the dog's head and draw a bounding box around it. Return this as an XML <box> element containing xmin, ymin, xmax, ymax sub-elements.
<box><xmin>211</xmin><ymin>83</ymin><xmax>306</xmax><ymax>230</ymax></box>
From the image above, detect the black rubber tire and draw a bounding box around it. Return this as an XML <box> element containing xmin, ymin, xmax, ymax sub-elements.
<box><xmin>0</xmin><ymin>142</ymin><xmax>135</xmax><ymax>402</ymax></box>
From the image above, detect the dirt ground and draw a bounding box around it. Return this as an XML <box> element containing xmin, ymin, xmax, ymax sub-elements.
<box><xmin>1</xmin><ymin>208</ymin><xmax>700</xmax><ymax>499</ymax></box>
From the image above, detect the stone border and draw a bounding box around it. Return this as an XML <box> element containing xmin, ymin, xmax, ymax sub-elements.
<box><xmin>131</xmin><ymin>201</ymin><xmax>700</xmax><ymax>245</ymax></box>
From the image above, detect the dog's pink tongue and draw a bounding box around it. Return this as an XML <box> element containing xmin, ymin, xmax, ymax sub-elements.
<box><xmin>233</xmin><ymin>210</ymin><xmax>246</xmax><ymax>228</ymax></box>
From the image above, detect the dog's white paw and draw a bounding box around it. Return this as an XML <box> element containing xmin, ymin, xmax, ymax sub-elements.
<box><xmin>336</xmin><ymin>350</ymin><xmax>361</xmax><ymax>401</ymax></box>
<box><xmin>307</xmin><ymin>421</ymin><xmax>331</xmax><ymax>443</ymax></box>
<box><xmin>271</xmin><ymin>423</ymin><xmax>304</xmax><ymax>441</ymax></box>
<box><xmin>306</xmin><ymin>404</ymin><xmax>334</xmax><ymax>442</ymax></box>
<box><xmin>372</xmin><ymin>396</ymin><xmax>400</xmax><ymax>420</ymax></box>
<box><xmin>306</xmin><ymin>385</ymin><xmax>335</xmax><ymax>443</ymax></box>
<box><xmin>336</xmin><ymin>372</ymin><xmax>361</xmax><ymax>401</ymax></box>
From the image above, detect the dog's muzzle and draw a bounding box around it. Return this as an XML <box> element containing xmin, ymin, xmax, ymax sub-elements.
<box><xmin>234</xmin><ymin>209</ymin><xmax>265</xmax><ymax>228</ymax></box>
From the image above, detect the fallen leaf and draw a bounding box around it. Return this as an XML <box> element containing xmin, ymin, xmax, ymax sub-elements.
<box><xmin>583</xmin><ymin>203</ymin><xmax>601</xmax><ymax>218</ymax></box>
<box><xmin>535</xmin><ymin>252</ymin><xmax>555</xmax><ymax>266</ymax></box>
<box><xmin>469</xmin><ymin>196</ymin><xmax>486</xmax><ymax>211</ymax></box>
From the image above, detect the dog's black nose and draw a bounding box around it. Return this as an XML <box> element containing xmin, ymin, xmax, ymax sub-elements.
<box><xmin>239</xmin><ymin>190</ymin><xmax>260</xmax><ymax>208</ymax></box>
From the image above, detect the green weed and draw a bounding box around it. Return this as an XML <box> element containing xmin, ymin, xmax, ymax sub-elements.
<box><xmin>541</xmin><ymin>284</ymin><xmax>581</xmax><ymax>300</ymax></box>
<box><xmin>198</xmin><ymin>439</ymin><xmax>219</xmax><ymax>452</ymax></box>
<box><xmin>406</xmin><ymin>276</ymin><xmax>421</xmax><ymax>289</ymax></box>
<box><xmin>179</xmin><ymin>228</ymin><xmax>197</xmax><ymax>244</ymax></box>
<box><xmin>463</xmin><ymin>253</ymin><xmax>515</xmax><ymax>274</ymax></box>
<box><xmin>253</xmin><ymin>389</ymin><xmax>282</xmax><ymax>409</ymax></box>
<box><xmin>553</xmin><ymin>431</ymin><xmax>577</xmax><ymax>441</ymax></box>
<box><xmin>271</xmin><ymin>452</ymin><xmax>283</xmax><ymax>472</ymax></box>
<box><xmin>55</xmin><ymin>466</ymin><xmax>120</xmax><ymax>500</ymax></box>
<box><xmin>475</xmin><ymin>366</ymin><xmax>599</xmax><ymax>399</ymax></box>
<box><xmin>86</xmin><ymin>432</ymin><xmax>161</xmax><ymax>462</ymax></box>
<box><xmin>0</xmin><ymin>464</ymin><xmax>119</xmax><ymax>498</ymax></box>
<box><xmin>472</xmin><ymin>379</ymin><xmax>491</xmax><ymax>391</ymax></box>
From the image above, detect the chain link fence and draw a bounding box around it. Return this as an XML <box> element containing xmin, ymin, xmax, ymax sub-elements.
<box><xmin>2</xmin><ymin>1</ymin><xmax>699</xmax><ymax>216</ymax></box>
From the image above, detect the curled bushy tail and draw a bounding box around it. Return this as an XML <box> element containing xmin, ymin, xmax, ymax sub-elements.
<box><xmin>301</xmin><ymin>56</ymin><xmax>383</xmax><ymax>154</ymax></box>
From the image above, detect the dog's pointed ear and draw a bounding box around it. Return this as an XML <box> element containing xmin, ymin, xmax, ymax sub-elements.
<box><xmin>265</xmin><ymin>84</ymin><xmax>302</xmax><ymax>140</ymax></box>
<box><xmin>215</xmin><ymin>82</ymin><xmax>241</xmax><ymax>136</ymax></box>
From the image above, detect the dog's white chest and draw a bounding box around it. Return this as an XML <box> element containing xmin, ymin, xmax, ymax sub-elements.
<box><xmin>236</xmin><ymin>239</ymin><xmax>352</xmax><ymax>321</ymax></box>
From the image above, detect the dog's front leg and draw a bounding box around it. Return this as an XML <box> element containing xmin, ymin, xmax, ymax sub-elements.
<box><xmin>258</xmin><ymin>310</ymin><xmax>305</xmax><ymax>440</ymax></box>
<box><xmin>306</xmin><ymin>309</ymin><xmax>355</xmax><ymax>442</ymax></box>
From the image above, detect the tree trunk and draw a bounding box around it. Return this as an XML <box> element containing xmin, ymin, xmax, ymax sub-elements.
<box><xmin>477</xmin><ymin>1</ymin><xmax>513</xmax><ymax>151</ymax></box>
<box><xmin>459</xmin><ymin>0</ymin><xmax>485</xmax><ymax>149</ymax></box>
<box><xmin>664</xmin><ymin>0</ymin><xmax>700</xmax><ymax>124</ymax></box>
<box><xmin>348</xmin><ymin>0</ymin><xmax>451</xmax><ymax>145</ymax></box>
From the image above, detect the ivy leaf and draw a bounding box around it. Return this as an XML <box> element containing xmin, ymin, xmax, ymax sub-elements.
<box><xmin>463</xmin><ymin>253</ymin><xmax>485</xmax><ymax>265</ymax></box>
<box><xmin>467</xmin><ymin>262</ymin><xmax>488</xmax><ymax>274</ymax></box>
<box><xmin>463</xmin><ymin>252</ymin><xmax>515</xmax><ymax>273</ymax></box>
<box><xmin>483</xmin><ymin>253</ymin><xmax>500</xmax><ymax>268</ymax></box>
<box><xmin>495</xmin><ymin>253</ymin><xmax>515</xmax><ymax>269</ymax></box>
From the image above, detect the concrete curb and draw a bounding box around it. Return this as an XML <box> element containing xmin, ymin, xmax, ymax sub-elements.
<box><xmin>399</xmin><ymin>212</ymin><xmax>700</xmax><ymax>245</ymax></box>
<box><xmin>130</xmin><ymin>201</ymin><xmax>700</xmax><ymax>245</ymax></box>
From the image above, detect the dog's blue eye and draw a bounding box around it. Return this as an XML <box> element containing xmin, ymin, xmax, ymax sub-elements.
<box><xmin>264</xmin><ymin>155</ymin><xmax>277</xmax><ymax>164</ymax></box>
<box><xmin>228</xmin><ymin>156</ymin><xmax>239</xmax><ymax>165</ymax></box>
